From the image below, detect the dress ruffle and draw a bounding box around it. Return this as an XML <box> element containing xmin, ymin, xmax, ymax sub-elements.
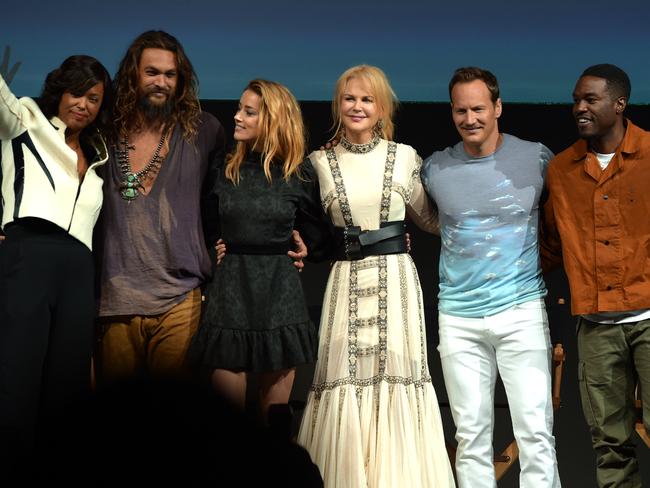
<box><xmin>190</xmin><ymin>247</ymin><xmax>318</xmax><ymax>372</ymax></box>
<box><xmin>298</xmin><ymin>381</ymin><xmax>453</xmax><ymax>487</ymax></box>
<box><xmin>190</xmin><ymin>319</ymin><xmax>317</xmax><ymax>373</ymax></box>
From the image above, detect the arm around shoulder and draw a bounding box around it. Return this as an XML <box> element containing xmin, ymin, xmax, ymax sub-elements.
<box><xmin>405</xmin><ymin>150</ymin><xmax>440</xmax><ymax>235</ymax></box>
<box><xmin>539</xmin><ymin>143</ymin><xmax>554</xmax><ymax>176</ymax></box>
<box><xmin>539</xmin><ymin>165</ymin><xmax>563</xmax><ymax>273</ymax></box>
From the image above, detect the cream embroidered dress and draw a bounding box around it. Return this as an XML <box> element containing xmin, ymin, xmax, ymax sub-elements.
<box><xmin>297</xmin><ymin>137</ymin><xmax>455</xmax><ymax>488</ymax></box>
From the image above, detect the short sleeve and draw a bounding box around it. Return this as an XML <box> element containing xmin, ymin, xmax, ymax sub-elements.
<box><xmin>540</xmin><ymin>143</ymin><xmax>554</xmax><ymax>178</ymax></box>
<box><xmin>539</xmin><ymin>161</ymin><xmax>563</xmax><ymax>273</ymax></box>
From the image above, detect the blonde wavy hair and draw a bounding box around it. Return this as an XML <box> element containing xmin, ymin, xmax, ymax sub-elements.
<box><xmin>225</xmin><ymin>79</ymin><xmax>306</xmax><ymax>184</ymax></box>
<box><xmin>331</xmin><ymin>65</ymin><xmax>398</xmax><ymax>141</ymax></box>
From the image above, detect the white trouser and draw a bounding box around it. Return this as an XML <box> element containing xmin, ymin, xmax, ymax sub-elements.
<box><xmin>438</xmin><ymin>298</ymin><xmax>560</xmax><ymax>488</ymax></box>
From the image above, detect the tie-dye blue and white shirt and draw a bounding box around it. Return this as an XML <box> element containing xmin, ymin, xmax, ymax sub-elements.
<box><xmin>422</xmin><ymin>134</ymin><xmax>552</xmax><ymax>318</ymax></box>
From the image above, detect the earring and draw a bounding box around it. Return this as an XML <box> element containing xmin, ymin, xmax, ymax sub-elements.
<box><xmin>374</xmin><ymin>119</ymin><xmax>384</xmax><ymax>137</ymax></box>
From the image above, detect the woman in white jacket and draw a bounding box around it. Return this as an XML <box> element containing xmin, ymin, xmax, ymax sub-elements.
<box><xmin>0</xmin><ymin>54</ymin><xmax>112</xmax><ymax>475</ymax></box>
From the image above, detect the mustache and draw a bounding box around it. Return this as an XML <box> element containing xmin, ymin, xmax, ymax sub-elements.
<box><xmin>144</xmin><ymin>86</ymin><xmax>170</xmax><ymax>96</ymax></box>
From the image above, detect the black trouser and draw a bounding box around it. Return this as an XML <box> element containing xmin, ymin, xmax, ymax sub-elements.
<box><xmin>0</xmin><ymin>219</ymin><xmax>95</xmax><ymax>476</ymax></box>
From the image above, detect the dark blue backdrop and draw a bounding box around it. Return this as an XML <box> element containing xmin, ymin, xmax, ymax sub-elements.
<box><xmin>3</xmin><ymin>0</ymin><xmax>650</xmax><ymax>102</ymax></box>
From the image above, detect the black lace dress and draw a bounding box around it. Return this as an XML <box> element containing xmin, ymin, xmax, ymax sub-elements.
<box><xmin>190</xmin><ymin>153</ymin><xmax>332</xmax><ymax>372</ymax></box>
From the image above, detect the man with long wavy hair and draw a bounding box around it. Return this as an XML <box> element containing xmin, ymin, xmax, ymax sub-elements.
<box><xmin>95</xmin><ymin>30</ymin><xmax>226</xmax><ymax>383</ymax></box>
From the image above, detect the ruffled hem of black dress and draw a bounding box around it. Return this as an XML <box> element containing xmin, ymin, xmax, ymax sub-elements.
<box><xmin>189</xmin><ymin>320</ymin><xmax>318</xmax><ymax>373</ymax></box>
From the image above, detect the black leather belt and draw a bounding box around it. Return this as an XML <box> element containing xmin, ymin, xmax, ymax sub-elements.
<box><xmin>334</xmin><ymin>221</ymin><xmax>407</xmax><ymax>261</ymax></box>
<box><xmin>227</xmin><ymin>241</ymin><xmax>291</xmax><ymax>255</ymax></box>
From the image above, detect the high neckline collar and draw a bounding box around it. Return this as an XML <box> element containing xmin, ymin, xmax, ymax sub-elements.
<box><xmin>340</xmin><ymin>135</ymin><xmax>381</xmax><ymax>154</ymax></box>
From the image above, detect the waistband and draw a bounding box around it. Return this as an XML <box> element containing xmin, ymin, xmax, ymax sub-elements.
<box><xmin>227</xmin><ymin>241</ymin><xmax>292</xmax><ymax>255</ymax></box>
<box><xmin>4</xmin><ymin>217</ymin><xmax>71</xmax><ymax>240</ymax></box>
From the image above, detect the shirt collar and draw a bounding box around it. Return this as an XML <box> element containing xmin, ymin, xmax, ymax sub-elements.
<box><xmin>571</xmin><ymin>118</ymin><xmax>643</xmax><ymax>162</ymax></box>
<box><xmin>49</xmin><ymin>116</ymin><xmax>67</xmax><ymax>135</ymax></box>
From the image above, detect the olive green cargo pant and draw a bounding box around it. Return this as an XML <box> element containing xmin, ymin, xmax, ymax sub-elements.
<box><xmin>577</xmin><ymin>317</ymin><xmax>650</xmax><ymax>488</ymax></box>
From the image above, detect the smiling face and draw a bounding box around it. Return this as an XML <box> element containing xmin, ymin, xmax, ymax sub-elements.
<box><xmin>233</xmin><ymin>89</ymin><xmax>262</xmax><ymax>145</ymax></box>
<box><xmin>56</xmin><ymin>82</ymin><xmax>104</xmax><ymax>134</ymax></box>
<box><xmin>572</xmin><ymin>75</ymin><xmax>624</xmax><ymax>142</ymax></box>
<box><xmin>339</xmin><ymin>77</ymin><xmax>380</xmax><ymax>144</ymax></box>
<box><xmin>137</xmin><ymin>48</ymin><xmax>178</xmax><ymax>106</ymax></box>
<box><xmin>451</xmin><ymin>79</ymin><xmax>502</xmax><ymax>157</ymax></box>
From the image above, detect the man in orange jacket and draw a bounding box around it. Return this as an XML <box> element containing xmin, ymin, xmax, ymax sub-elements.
<box><xmin>542</xmin><ymin>64</ymin><xmax>650</xmax><ymax>488</ymax></box>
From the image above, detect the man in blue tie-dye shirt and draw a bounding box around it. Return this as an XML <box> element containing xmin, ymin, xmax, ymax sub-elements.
<box><xmin>422</xmin><ymin>67</ymin><xmax>560</xmax><ymax>488</ymax></box>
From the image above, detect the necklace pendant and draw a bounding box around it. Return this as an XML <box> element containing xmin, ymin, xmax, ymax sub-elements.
<box><xmin>118</xmin><ymin>132</ymin><xmax>165</xmax><ymax>203</ymax></box>
<box><xmin>119</xmin><ymin>172</ymin><xmax>140</xmax><ymax>201</ymax></box>
<box><xmin>120</xmin><ymin>187</ymin><xmax>139</xmax><ymax>201</ymax></box>
<box><xmin>125</xmin><ymin>173</ymin><xmax>138</xmax><ymax>186</ymax></box>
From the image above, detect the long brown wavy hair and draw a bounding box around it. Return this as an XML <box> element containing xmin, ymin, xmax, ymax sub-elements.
<box><xmin>225</xmin><ymin>79</ymin><xmax>306</xmax><ymax>184</ymax></box>
<box><xmin>113</xmin><ymin>30</ymin><xmax>201</xmax><ymax>140</ymax></box>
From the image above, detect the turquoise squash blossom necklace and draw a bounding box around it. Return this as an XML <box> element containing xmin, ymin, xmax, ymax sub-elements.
<box><xmin>118</xmin><ymin>132</ymin><xmax>166</xmax><ymax>201</ymax></box>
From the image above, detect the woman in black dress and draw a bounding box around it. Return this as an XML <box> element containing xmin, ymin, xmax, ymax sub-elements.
<box><xmin>191</xmin><ymin>79</ymin><xmax>331</xmax><ymax>420</ymax></box>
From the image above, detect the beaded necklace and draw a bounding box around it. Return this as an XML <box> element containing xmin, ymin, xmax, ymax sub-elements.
<box><xmin>118</xmin><ymin>132</ymin><xmax>166</xmax><ymax>201</ymax></box>
<box><xmin>340</xmin><ymin>135</ymin><xmax>381</xmax><ymax>154</ymax></box>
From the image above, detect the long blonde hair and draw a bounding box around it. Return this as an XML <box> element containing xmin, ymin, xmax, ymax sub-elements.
<box><xmin>225</xmin><ymin>79</ymin><xmax>306</xmax><ymax>184</ymax></box>
<box><xmin>331</xmin><ymin>65</ymin><xmax>398</xmax><ymax>141</ymax></box>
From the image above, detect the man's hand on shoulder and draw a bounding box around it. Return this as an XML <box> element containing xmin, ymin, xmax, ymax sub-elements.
<box><xmin>288</xmin><ymin>230</ymin><xmax>307</xmax><ymax>272</ymax></box>
<box><xmin>319</xmin><ymin>139</ymin><xmax>339</xmax><ymax>151</ymax></box>
<box><xmin>215</xmin><ymin>239</ymin><xmax>226</xmax><ymax>265</ymax></box>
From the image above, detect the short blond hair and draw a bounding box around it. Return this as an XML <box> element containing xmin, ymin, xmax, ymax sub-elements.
<box><xmin>225</xmin><ymin>79</ymin><xmax>306</xmax><ymax>184</ymax></box>
<box><xmin>331</xmin><ymin>64</ymin><xmax>397</xmax><ymax>141</ymax></box>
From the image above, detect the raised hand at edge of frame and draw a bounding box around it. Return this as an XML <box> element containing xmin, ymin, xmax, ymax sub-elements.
<box><xmin>0</xmin><ymin>45</ymin><xmax>22</xmax><ymax>85</ymax></box>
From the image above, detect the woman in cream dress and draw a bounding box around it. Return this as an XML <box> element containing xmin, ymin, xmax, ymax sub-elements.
<box><xmin>298</xmin><ymin>65</ymin><xmax>455</xmax><ymax>487</ymax></box>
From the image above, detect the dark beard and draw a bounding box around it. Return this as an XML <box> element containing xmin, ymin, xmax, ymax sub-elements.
<box><xmin>137</xmin><ymin>94</ymin><xmax>176</xmax><ymax>126</ymax></box>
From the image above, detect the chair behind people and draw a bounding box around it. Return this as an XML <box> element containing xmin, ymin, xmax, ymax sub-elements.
<box><xmin>492</xmin><ymin>298</ymin><xmax>566</xmax><ymax>480</ymax></box>
<box><xmin>635</xmin><ymin>383</ymin><xmax>650</xmax><ymax>448</ymax></box>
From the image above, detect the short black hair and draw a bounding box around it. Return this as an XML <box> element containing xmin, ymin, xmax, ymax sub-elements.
<box><xmin>38</xmin><ymin>55</ymin><xmax>113</xmax><ymax>135</ymax></box>
<box><xmin>581</xmin><ymin>64</ymin><xmax>631</xmax><ymax>102</ymax></box>
<box><xmin>449</xmin><ymin>67</ymin><xmax>500</xmax><ymax>103</ymax></box>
